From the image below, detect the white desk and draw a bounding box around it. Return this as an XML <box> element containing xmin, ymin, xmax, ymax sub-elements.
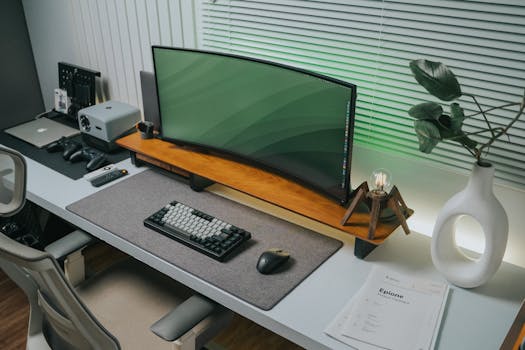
<box><xmin>7</xmin><ymin>152</ymin><xmax>525</xmax><ymax>350</ymax></box>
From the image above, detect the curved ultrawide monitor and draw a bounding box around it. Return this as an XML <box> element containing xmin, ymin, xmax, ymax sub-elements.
<box><xmin>153</xmin><ymin>47</ymin><xmax>356</xmax><ymax>205</ymax></box>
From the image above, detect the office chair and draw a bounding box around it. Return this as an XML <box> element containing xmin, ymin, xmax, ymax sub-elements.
<box><xmin>0</xmin><ymin>147</ymin><xmax>233</xmax><ymax>350</ymax></box>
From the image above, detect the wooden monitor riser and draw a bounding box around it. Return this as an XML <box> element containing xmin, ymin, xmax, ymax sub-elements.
<box><xmin>117</xmin><ymin>132</ymin><xmax>412</xmax><ymax>258</ymax></box>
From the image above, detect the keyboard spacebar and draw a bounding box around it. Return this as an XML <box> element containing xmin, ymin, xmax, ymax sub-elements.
<box><xmin>163</xmin><ymin>223</ymin><xmax>191</xmax><ymax>238</ymax></box>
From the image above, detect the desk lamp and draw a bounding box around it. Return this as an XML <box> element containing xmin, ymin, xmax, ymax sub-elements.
<box><xmin>341</xmin><ymin>169</ymin><xmax>410</xmax><ymax>239</ymax></box>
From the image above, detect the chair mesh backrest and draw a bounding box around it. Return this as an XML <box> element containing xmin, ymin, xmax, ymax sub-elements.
<box><xmin>0</xmin><ymin>233</ymin><xmax>120</xmax><ymax>350</ymax></box>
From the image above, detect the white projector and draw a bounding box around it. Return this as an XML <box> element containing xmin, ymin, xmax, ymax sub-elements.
<box><xmin>78</xmin><ymin>101</ymin><xmax>140</xmax><ymax>152</ymax></box>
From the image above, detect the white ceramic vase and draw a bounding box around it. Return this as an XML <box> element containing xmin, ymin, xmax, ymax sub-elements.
<box><xmin>431</xmin><ymin>162</ymin><xmax>508</xmax><ymax>288</ymax></box>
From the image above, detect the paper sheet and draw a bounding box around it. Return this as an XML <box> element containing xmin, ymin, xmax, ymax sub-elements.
<box><xmin>325</xmin><ymin>267</ymin><xmax>449</xmax><ymax>350</ymax></box>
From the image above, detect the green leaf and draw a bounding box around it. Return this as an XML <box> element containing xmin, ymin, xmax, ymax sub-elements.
<box><xmin>450</xmin><ymin>102</ymin><xmax>465</xmax><ymax>132</ymax></box>
<box><xmin>408</xmin><ymin>102</ymin><xmax>443</xmax><ymax>120</ymax></box>
<box><xmin>409</xmin><ymin>59</ymin><xmax>462</xmax><ymax>101</ymax></box>
<box><xmin>441</xmin><ymin>103</ymin><xmax>478</xmax><ymax>149</ymax></box>
<box><xmin>414</xmin><ymin>120</ymin><xmax>441</xmax><ymax>153</ymax></box>
<box><xmin>437</xmin><ymin>114</ymin><xmax>452</xmax><ymax>130</ymax></box>
<box><xmin>455</xmin><ymin>134</ymin><xmax>478</xmax><ymax>149</ymax></box>
<box><xmin>440</xmin><ymin>129</ymin><xmax>478</xmax><ymax>149</ymax></box>
<box><xmin>435</xmin><ymin>106</ymin><xmax>477</xmax><ymax>149</ymax></box>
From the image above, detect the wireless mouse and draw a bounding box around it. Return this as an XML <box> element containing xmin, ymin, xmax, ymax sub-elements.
<box><xmin>256</xmin><ymin>248</ymin><xmax>290</xmax><ymax>274</ymax></box>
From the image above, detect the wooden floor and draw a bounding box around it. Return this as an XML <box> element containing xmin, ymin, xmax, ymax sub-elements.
<box><xmin>0</xmin><ymin>243</ymin><xmax>303</xmax><ymax>350</ymax></box>
<box><xmin>0</xmin><ymin>269</ymin><xmax>29</xmax><ymax>350</ymax></box>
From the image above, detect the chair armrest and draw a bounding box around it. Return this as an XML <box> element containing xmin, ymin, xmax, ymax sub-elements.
<box><xmin>44</xmin><ymin>230</ymin><xmax>95</xmax><ymax>260</ymax></box>
<box><xmin>150</xmin><ymin>295</ymin><xmax>219</xmax><ymax>342</ymax></box>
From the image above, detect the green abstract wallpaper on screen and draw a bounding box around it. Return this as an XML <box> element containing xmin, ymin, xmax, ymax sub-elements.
<box><xmin>153</xmin><ymin>48</ymin><xmax>354</xmax><ymax>202</ymax></box>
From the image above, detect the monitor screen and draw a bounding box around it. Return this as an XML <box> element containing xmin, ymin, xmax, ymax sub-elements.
<box><xmin>153</xmin><ymin>47</ymin><xmax>356</xmax><ymax>205</ymax></box>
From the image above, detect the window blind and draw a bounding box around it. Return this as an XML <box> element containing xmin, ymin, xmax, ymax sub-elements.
<box><xmin>196</xmin><ymin>0</ymin><xmax>525</xmax><ymax>189</ymax></box>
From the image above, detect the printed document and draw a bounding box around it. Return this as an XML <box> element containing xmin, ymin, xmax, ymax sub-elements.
<box><xmin>325</xmin><ymin>267</ymin><xmax>449</xmax><ymax>350</ymax></box>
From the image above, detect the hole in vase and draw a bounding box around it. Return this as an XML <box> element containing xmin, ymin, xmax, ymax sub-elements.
<box><xmin>453</xmin><ymin>215</ymin><xmax>486</xmax><ymax>260</ymax></box>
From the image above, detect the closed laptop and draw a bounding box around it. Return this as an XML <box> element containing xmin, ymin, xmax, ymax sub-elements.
<box><xmin>4</xmin><ymin>117</ymin><xmax>80</xmax><ymax>148</ymax></box>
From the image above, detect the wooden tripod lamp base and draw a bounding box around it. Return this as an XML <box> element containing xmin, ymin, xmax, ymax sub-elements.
<box><xmin>341</xmin><ymin>181</ymin><xmax>411</xmax><ymax>241</ymax></box>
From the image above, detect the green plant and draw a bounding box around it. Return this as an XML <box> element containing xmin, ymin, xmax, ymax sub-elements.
<box><xmin>408</xmin><ymin>59</ymin><xmax>525</xmax><ymax>164</ymax></box>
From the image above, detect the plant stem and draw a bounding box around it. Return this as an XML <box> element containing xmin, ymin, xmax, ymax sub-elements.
<box><xmin>464</xmin><ymin>93</ymin><xmax>497</xmax><ymax>138</ymax></box>
<box><xmin>461</xmin><ymin>143</ymin><xmax>477</xmax><ymax>158</ymax></box>
<box><xmin>478</xmin><ymin>91</ymin><xmax>525</xmax><ymax>156</ymax></box>
<box><xmin>466</xmin><ymin>102</ymin><xmax>520</xmax><ymax>118</ymax></box>
<box><xmin>461</xmin><ymin>127</ymin><xmax>503</xmax><ymax>138</ymax></box>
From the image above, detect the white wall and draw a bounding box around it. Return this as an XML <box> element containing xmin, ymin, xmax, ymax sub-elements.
<box><xmin>22</xmin><ymin>0</ymin><xmax>196</xmax><ymax>114</ymax></box>
<box><xmin>22</xmin><ymin>0</ymin><xmax>525</xmax><ymax>268</ymax></box>
<box><xmin>22</xmin><ymin>0</ymin><xmax>77</xmax><ymax>111</ymax></box>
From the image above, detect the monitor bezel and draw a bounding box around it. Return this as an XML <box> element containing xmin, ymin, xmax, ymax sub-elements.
<box><xmin>152</xmin><ymin>46</ymin><xmax>356</xmax><ymax>206</ymax></box>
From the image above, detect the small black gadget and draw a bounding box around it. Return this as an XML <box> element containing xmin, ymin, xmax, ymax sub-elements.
<box><xmin>137</xmin><ymin>121</ymin><xmax>154</xmax><ymax>139</ymax></box>
<box><xmin>69</xmin><ymin>147</ymin><xmax>108</xmax><ymax>171</ymax></box>
<box><xmin>46</xmin><ymin>136</ymin><xmax>82</xmax><ymax>160</ymax></box>
<box><xmin>90</xmin><ymin>168</ymin><xmax>128</xmax><ymax>187</ymax></box>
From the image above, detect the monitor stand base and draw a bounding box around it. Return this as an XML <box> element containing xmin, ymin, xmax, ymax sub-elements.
<box><xmin>354</xmin><ymin>238</ymin><xmax>378</xmax><ymax>259</ymax></box>
<box><xmin>189</xmin><ymin>173</ymin><xmax>215</xmax><ymax>192</ymax></box>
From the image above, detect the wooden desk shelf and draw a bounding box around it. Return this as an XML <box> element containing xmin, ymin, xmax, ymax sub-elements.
<box><xmin>117</xmin><ymin>132</ymin><xmax>411</xmax><ymax>258</ymax></box>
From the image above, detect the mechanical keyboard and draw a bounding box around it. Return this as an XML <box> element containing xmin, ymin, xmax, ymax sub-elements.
<box><xmin>144</xmin><ymin>200</ymin><xmax>252</xmax><ymax>261</ymax></box>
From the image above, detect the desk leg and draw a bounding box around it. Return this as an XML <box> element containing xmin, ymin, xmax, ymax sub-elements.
<box><xmin>189</xmin><ymin>174</ymin><xmax>215</xmax><ymax>192</ymax></box>
<box><xmin>354</xmin><ymin>238</ymin><xmax>378</xmax><ymax>259</ymax></box>
<box><xmin>129</xmin><ymin>151</ymin><xmax>145</xmax><ymax>167</ymax></box>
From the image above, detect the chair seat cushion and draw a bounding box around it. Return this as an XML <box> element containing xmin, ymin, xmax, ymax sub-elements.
<box><xmin>76</xmin><ymin>258</ymin><xmax>193</xmax><ymax>350</ymax></box>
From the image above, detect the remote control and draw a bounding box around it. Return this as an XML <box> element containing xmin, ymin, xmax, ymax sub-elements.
<box><xmin>83</xmin><ymin>164</ymin><xmax>117</xmax><ymax>181</ymax></box>
<box><xmin>91</xmin><ymin>169</ymin><xmax>128</xmax><ymax>187</ymax></box>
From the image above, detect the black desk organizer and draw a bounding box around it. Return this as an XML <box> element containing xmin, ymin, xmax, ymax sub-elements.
<box><xmin>58</xmin><ymin>62</ymin><xmax>100</xmax><ymax>117</ymax></box>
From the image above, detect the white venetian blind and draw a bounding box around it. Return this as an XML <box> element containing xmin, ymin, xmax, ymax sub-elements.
<box><xmin>196</xmin><ymin>0</ymin><xmax>525</xmax><ymax>189</ymax></box>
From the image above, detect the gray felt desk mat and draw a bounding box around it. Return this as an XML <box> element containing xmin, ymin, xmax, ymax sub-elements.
<box><xmin>66</xmin><ymin>170</ymin><xmax>342</xmax><ymax>310</ymax></box>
